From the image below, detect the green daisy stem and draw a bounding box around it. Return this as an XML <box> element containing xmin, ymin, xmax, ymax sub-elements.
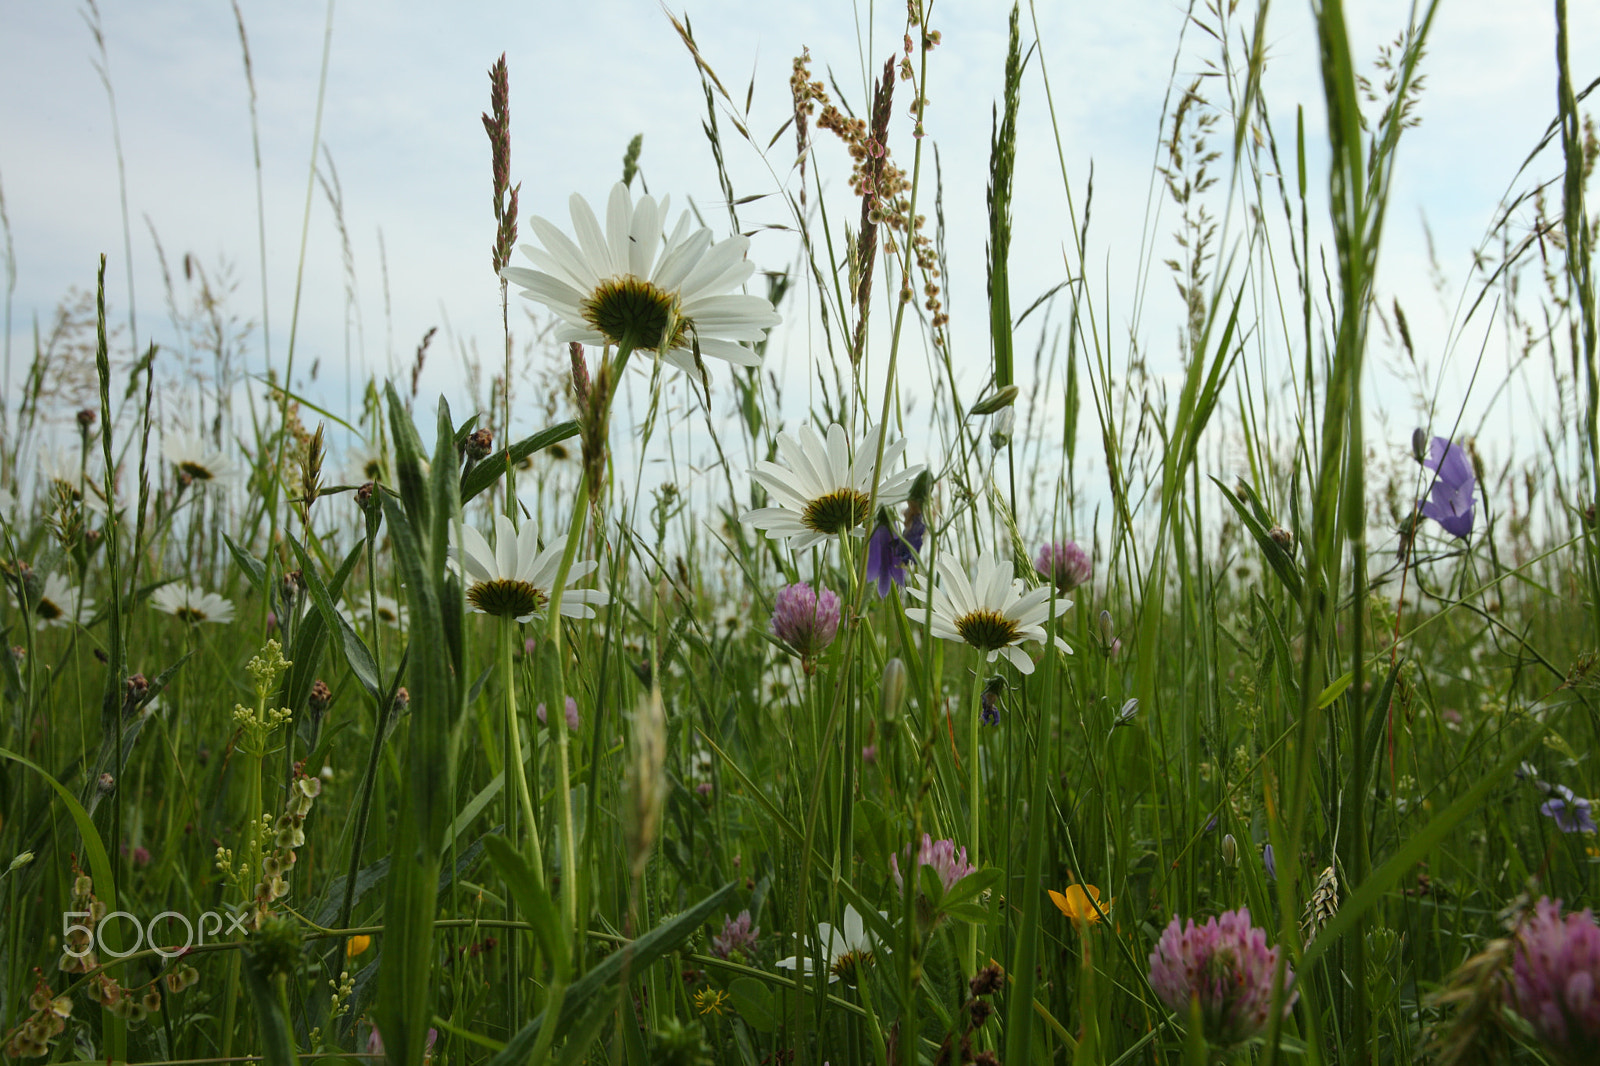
<box><xmin>501</xmin><ymin>618</ymin><xmax>544</xmax><ymax>877</ymax></box>
<box><xmin>544</xmin><ymin>441</ymin><xmax>597</xmax><ymax>938</ymax></box>
<box><xmin>966</xmin><ymin>658</ymin><xmax>984</xmax><ymax>978</ymax></box>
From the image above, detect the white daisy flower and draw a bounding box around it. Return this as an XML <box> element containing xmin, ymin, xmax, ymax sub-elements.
<box><xmin>351</xmin><ymin>592</ymin><xmax>406</xmax><ymax>628</ymax></box>
<box><xmin>709</xmin><ymin>598</ymin><xmax>748</xmax><ymax>641</ymax></box>
<box><xmin>740</xmin><ymin>423</ymin><xmax>924</xmax><ymax>553</ymax></box>
<box><xmin>905</xmin><ymin>551</ymin><xmax>1072</xmax><ymax>675</ymax></box>
<box><xmin>453</xmin><ymin>513</ymin><xmax>608</xmax><ymax>623</ymax></box>
<box><xmin>502</xmin><ymin>182</ymin><xmax>781</xmax><ymax>377</ymax></box>
<box><xmin>38</xmin><ymin>450</ymin><xmax>109</xmax><ymax>517</ymax></box>
<box><xmin>343</xmin><ymin>440</ymin><xmax>391</xmax><ymax>486</ymax></box>
<box><xmin>150</xmin><ymin>583</ymin><xmax>236</xmax><ymax>625</ymax></box>
<box><xmin>23</xmin><ymin>572</ymin><xmax>92</xmax><ymax>629</ymax></box>
<box><xmin>163</xmin><ymin>428</ymin><xmax>239</xmax><ymax>489</ymax></box>
<box><xmin>775</xmin><ymin>904</ymin><xmax>886</xmax><ymax>984</ymax></box>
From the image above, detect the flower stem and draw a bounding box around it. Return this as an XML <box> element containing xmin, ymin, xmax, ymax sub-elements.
<box><xmin>966</xmin><ymin>661</ymin><xmax>984</xmax><ymax>977</ymax></box>
<box><xmin>501</xmin><ymin>619</ymin><xmax>543</xmax><ymax>876</ymax></box>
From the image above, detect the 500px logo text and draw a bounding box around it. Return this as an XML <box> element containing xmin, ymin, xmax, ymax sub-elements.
<box><xmin>62</xmin><ymin>908</ymin><xmax>251</xmax><ymax>960</ymax></box>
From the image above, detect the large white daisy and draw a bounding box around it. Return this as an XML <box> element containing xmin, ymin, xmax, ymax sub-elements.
<box><xmin>26</xmin><ymin>572</ymin><xmax>92</xmax><ymax>629</ymax></box>
<box><xmin>150</xmin><ymin>583</ymin><xmax>236</xmax><ymax>625</ymax></box>
<box><xmin>351</xmin><ymin>592</ymin><xmax>407</xmax><ymax>628</ymax></box>
<box><xmin>905</xmin><ymin>551</ymin><xmax>1072</xmax><ymax>675</ymax></box>
<box><xmin>163</xmin><ymin>428</ymin><xmax>239</xmax><ymax>489</ymax></box>
<box><xmin>740</xmin><ymin>423</ymin><xmax>924</xmax><ymax>553</ymax></box>
<box><xmin>343</xmin><ymin>440</ymin><xmax>391</xmax><ymax>486</ymax></box>
<box><xmin>502</xmin><ymin>183</ymin><xmax>781</xmax><ymax>377</ymax></box>
<box><xmin>38</xmin><ymin>450</ymin><xmax>110</xmax><ymax>518</ymax></box>
<box><xmin>453</xmin><ymin>514</ymin><xmax>608</xmax><ymax>623</ymax></box>
<box><xmin>775</xmin><ymin>904</ymin><xmax>887</xmax><ymax>985</ymax></box>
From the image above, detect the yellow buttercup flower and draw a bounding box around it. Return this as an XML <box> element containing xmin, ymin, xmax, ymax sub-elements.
<box><xmin>1048</xmin><ymin>884</ymin><xmax>1112</xmax><ymax>928</ymax></box>
<box><xmin>346</xmin><ymin>935</ymin><xmax>372</xmax><ymax>958</ymax></box>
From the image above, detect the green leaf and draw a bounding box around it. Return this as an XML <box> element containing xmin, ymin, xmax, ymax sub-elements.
<box><xmin>728</xmin><ymin>978</ymin><xmax>776</xmax><ymax>1032</ymax></box>
<box><xmin>482</xmin><ymin>834</ymin><xmax>569</xmax><ymax>977</ymax></box>
<box><xmin>0</xmin><ymin>748</ymin><xmax>116</xmax><ymax>908</ymax></box>
<box><xmin>288</xmin><ymin>535</ymin><xmax>383</xmax><ymax>701</ymax></box>
<box><xmin>484</xmin><ymin>881</ymin><xmax>738</xmax><ymax>1066</ymax></box>
<box><xmin>459</xmin><ymin>421</ymin><xmax>581</xmax><ymax>505</ymax></box>
<box><xmin>224</xmin><ymin>532</ymin><xmax>268</xmax><ymax>591</ymax></box>
<box><xmin>1300</xmin><ymin>721</ymin><xmax>1550</xmax><ymax>970</ymax></box>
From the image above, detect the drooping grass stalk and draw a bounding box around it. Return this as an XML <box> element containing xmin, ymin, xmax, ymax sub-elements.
<box><xmin>83</xmin><ymin>2</ymin><xmax>138</xmax><ymax>364</ymax></box>
<box><xmin>265</xmin><ymin>0</ymin><xmax>336</xmax><ymax>628</ymax></box>
<box><xmin>230</xmin><ymin>0</ymin><xmax>271</xmax><ymax>381</ymax></box>
<box><xmin>1554</xmin><ymin>0</ymin><xmax>1600</xmax><ymax>648</ymax></box>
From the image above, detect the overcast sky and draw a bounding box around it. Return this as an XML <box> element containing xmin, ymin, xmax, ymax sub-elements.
<box><xmin>1</xmin><ymin>0</ymin><xmax>1596</xmax><ymax>508</ymax></box>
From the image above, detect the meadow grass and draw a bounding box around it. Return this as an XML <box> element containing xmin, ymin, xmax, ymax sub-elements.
<box><xmin>1</xmin><ymin>1</ymin><xmax>1599</xmax><ymax>1064</ymax></box>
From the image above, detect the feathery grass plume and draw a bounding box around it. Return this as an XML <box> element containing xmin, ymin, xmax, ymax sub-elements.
<box><xmin>1302</xmin><ymin>864</ymin><xmax>1339</xmax><ymax>941</ymax></box>
<box><xmin>298</xmin><ymin>422</ymin><xmax>324</xmax><ymax>524</ymax></box>
<box><xmin>789</xmin><ymin>50</ymin><xmax>822</xmax><ymax>209</ymax></box>
<box><xmin>620</xmin><ymin>132</ymin><xmax>643</xmax><ymax>187</ymax></box>
<box><xmin>482</xmin><ymin>53</ymin><xmax>519</xmax><ymax>276</ymax></box>
<box><xmin>625</xmin><ymin>687</ymin><xmax>668</xmax><ymax>879</ymax></box>
<box><xmin>850</xmin><ymin>57</ymin><xmax>896</xmax><ymax>366</ymax></box>
<box><xmin>1159</xmin><ymin>77</ymin><xmax>1219</xmax><ymax>359</ymax></box>
<box><xmin>986</xmin><ymin>3</ymin><xmax>1022</xmax><ymax>390</ymax></box>
<box><xmin>409</xmin><ymin>325</ymin><xmax>435</xmax><ymax>400</ymax></box>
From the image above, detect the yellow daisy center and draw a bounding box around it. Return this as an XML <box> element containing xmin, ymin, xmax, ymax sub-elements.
<box><xmin>801</xmin><ymin>489</ymin><xmax>871</xmax><ymax>536</ymax></box>
<box><xmin>467</xmin><ymin>579</ymin><xmax>547</xmax><ymax>619</ymax></box>
<box><xmin>831</xmin><ymin>948</ymin><xmax>874</xmax><ymax>983</ymax></box>
<box><xmin>178</xmin><ymin>461</ymin><xmax>216</xmax><ymax>482</ymax></box>
<box><xmin>954</xmin><ymin>608</ymin><xmax>1023</xmax><ymax>652</ymax></box>
<box><xmin>35</xmin><ymin>598</ymin><xmax>64</xmax><ymax>621</ymax></box>
<box><xmin>173</xmin><ymin>607</ymin><xmax>207</xmax><ymax>624</ymax></box>
<box><xmin>581</xmin><ymin>276</ymin><xmax>689</xmax><ymax>352</ymax></box>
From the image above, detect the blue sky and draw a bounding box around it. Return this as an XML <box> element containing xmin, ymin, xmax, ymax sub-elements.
<box><xmin>1</xmin><ymin>0</ymin><xmax>1596</xmax><ymax>504</ymax></box>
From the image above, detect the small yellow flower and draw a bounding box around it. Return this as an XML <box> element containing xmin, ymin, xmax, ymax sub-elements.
<box><xmin>1048</xmin><ymin>884</ymin><xmax>1112</xmax><ymax>929</ymax></box>
<box><xmin>693</xmin><ymin>988</ymin><xmax>729</xmax><ymax>1016</ymax></box>
<box><xmin>346</xmin><ymin>935</ymin><xmax>372</xmax><ymax>958</ymax></box>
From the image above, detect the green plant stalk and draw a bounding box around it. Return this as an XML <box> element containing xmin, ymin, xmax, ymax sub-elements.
<box><xmin>502</xmin><ymin>619</ymin><xmax>544</xmax><ymax>876</ymax></box>
<box><xmin>964</xmin><ymin>662</ymin><xmax>984</xmax><ymax>978</ymax></box>
<box><xmin>543</xmin><ymin>431</ymin><xmax>596</xmax><ymax>941</ymax></box>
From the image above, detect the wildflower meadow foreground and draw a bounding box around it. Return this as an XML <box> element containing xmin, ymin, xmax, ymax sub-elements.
<box><xmin>2</xmin><ymin>2</ymin><xmax>1600</xmax><ymax>1064</ymax></box>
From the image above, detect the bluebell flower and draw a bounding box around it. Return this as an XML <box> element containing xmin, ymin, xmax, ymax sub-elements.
<box><xmin>1541</xmin><ymin>785</ymin><xmax>1597</xmax><ymax>834</ymax></box>
<box><xmin>1418</xmin><ymin>435</ymin><xmax>1475</xmax><ymax>539</ymax></box>
<box><xmin>1262</xmin><ymin>844</ymin><xmax>1276</xmax><ymax>880</ymax></box>
<box><xmin>865</xmin><ymin>503</ymin><xmax>925</xmax><ymax>597</ymax></box>
<box><xmin>980</xmin><ymin>676</ymin><xmax>1006</xmax><ymax>726</ymax></box>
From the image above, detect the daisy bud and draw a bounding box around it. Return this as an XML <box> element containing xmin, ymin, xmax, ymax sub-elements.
<box><xmin>968</xmin><ymin>384</ymin><xmax>1019</xmax><ymax>415</ymax></box>
<box><xmin>880</xmin><ymin>657</ymin><xmax>908</xmax><ymax>722</ymax></box>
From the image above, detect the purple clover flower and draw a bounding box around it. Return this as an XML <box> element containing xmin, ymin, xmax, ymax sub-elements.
<box><xmin>1418</xmin><ymin>435</ymin><xmax>1475</xmax><ymax>539</ymax></box>
<box><xmin>535</xmin><ymin>696</ymin><xmax>580</xmax><ymax>732</ymax></box>
<box><xmin>1540</xmin><ymin>785</ymin><xmax>1597</xmax><ymax>834</ymax></box>
<box><xmin>1510</xmin><ymin>897</ymin><xmax>1600</xmax><ymax>1066</ymax></box>
<box><xmin>890</xmin><ymin>834</ymin><xmax>976</xmax><ymax>892</ymax></box>
<box><xmin>710</xmin><ymin>910</ymin><xmax>760</xmax><ymax>961</ymax></box>
<box><xmin>1147</xmin><ymin>907</ymin><xmax>1297</xmax><ymax>1051</ymax></box>
<box><xmin>770</xmin><ymin>583</ymin><xmax>841</xmax><ymax>665</ymax></box>
<box><xmin>1035</xmin><ymin>540</ymin><xmax>1093</xmax><ymax>593</ymax></box>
